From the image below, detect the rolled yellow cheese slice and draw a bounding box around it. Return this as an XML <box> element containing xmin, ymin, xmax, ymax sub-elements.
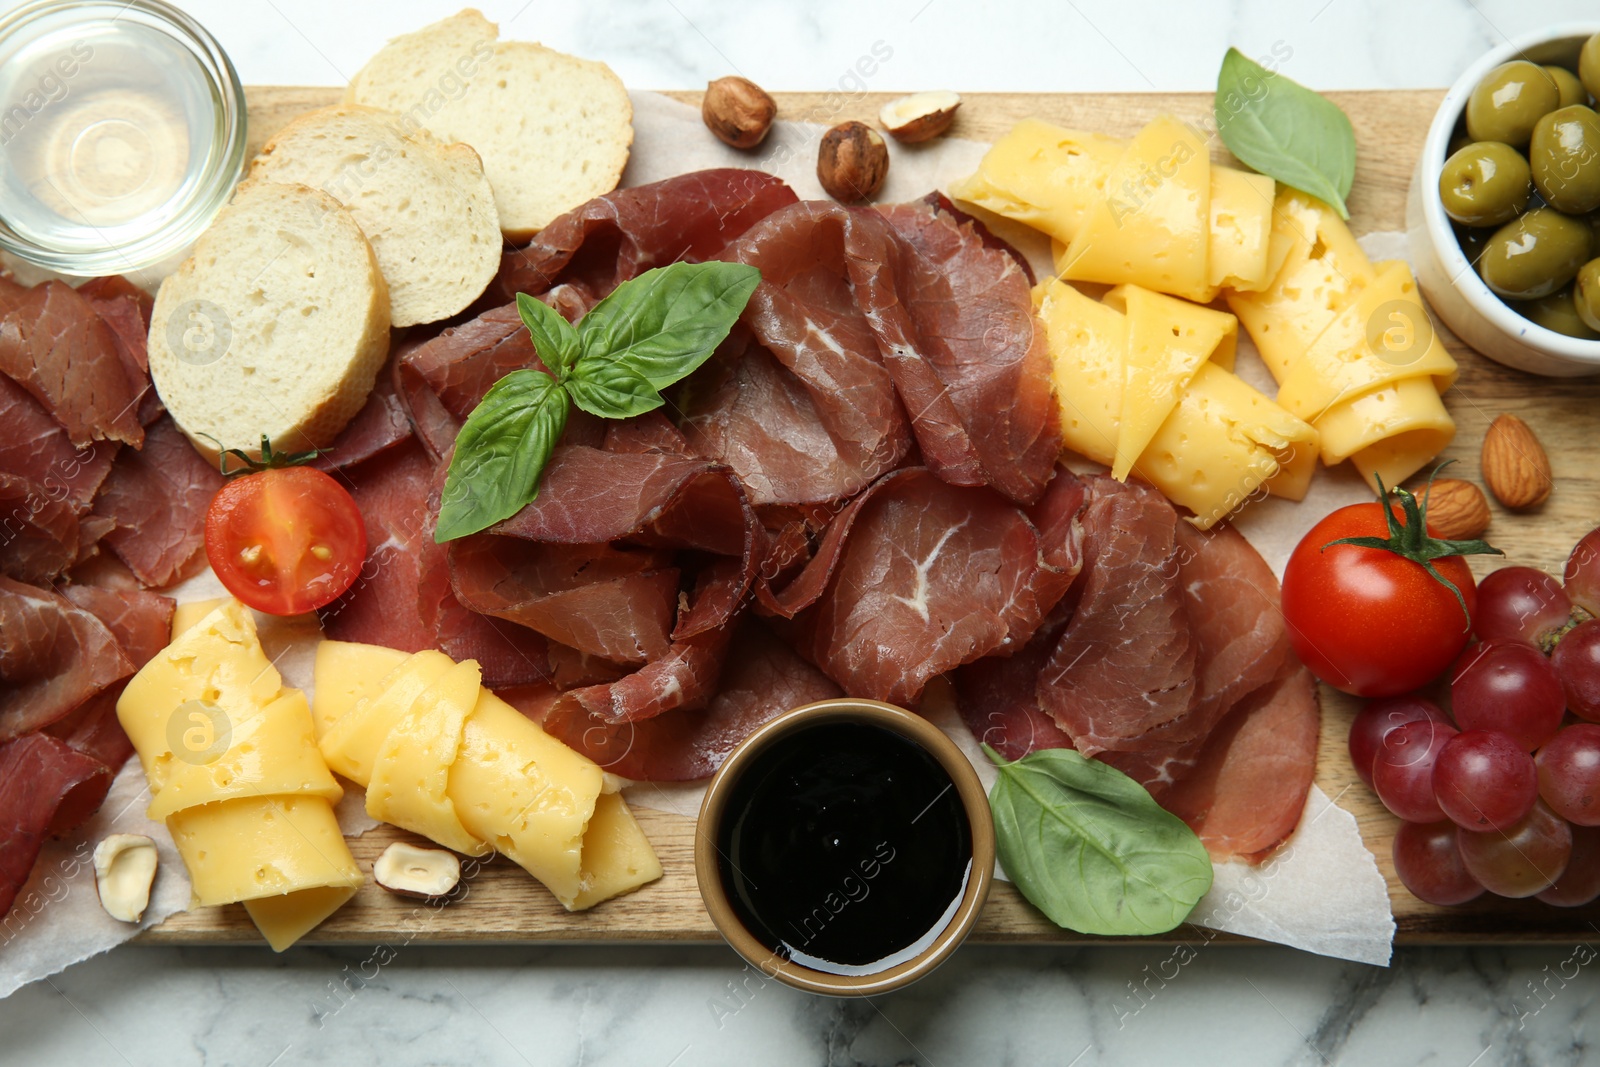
<box><xmin>1057</xmin><ymin>115</ymin><xmax>1212</xmax><ymax>302</ymax></box>
<box><xmin>310</xmin><ymin>639</ymin><xmax>408</xmax><ymax>738</ymax></box>
<box><xmin>1315</xmin><ymin>374</ymin><xmax>1457</xmax><ymax>489</ymax></box>
<box><xmin>1223</xmin><ymin>188</ymin><xmax>1377</xmax><ymax>384</ymax></box>
<box><xmin>117</xmin><ymin>599</ymin><xmax>362</xmax><ymax>951</ymax></box>
<box><xmin>1036</xmin><ymin>277</ymin><xmax>1124</xmax><ymax>467</ymax></box>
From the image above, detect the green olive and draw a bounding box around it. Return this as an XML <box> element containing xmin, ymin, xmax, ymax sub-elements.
<box><xmin>1439</xmin><ymin>141</ymin><xmax>1533</xmax><ymax>226</ymax></box>
<box><xmin>1478</xmin><ymin>207</ymin><xmax>1593</xmax><ymax>299</ymax></box>
<box><xmin>1467</xmin><ymin>60</ymin><xmax>1562</xmax><ymax>146</ymax></box>
<box><xmin>1582</xmin><ymin>32</ymin><xmax>1600</xmax><ymax>103</ymax></box>
<box><xmin>1575</xmin><ymin>259</ymin><xmax>1600</xmax><ymax>332</ymax></box>
<box><xmin>1529</xmin><ymin>105</ymin><xmax>1600</xmax><ymax>214</ymax></box>
<box><xmin>1546</xmin><ymin>65</ymin><xmax>1590</xmax><ymax>109</ymax></box>
<box><xmin>1512</xmin><ymin>284</ymin><xmax>1600</xmax><ymax>338</ymax></box>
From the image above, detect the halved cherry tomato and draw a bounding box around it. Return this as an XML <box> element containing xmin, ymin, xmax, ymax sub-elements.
<box><xmin>204</xmin><ymin>466</ymin><xmax>366</xmax><ymax>615</ymax></box>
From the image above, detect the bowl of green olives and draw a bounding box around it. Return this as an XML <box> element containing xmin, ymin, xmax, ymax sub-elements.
<box><xmin>1408</xmin><ymin>23</ymin><xmax>1600</xmax><ymax>376</ymax></box>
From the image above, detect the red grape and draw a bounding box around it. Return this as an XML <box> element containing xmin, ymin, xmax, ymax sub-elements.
<box><xmin>1473</xmin><ymin>566</ymin><xmax>1571</xmax><ymax>645</ymax></box>
<box><xmin>1450</xmin><ymin>640</ymin><xmax>1565</xmax><ymax>751</ymax></box>
<box><xmin>1564</xmin><ymin>527</ymin><xmax>1600</xmax><ymax>617</ymax></box>
<box><xmin>1537</xmin><ymin>825</ymin><xmax>1600</xmax><ymax>906</ymax></box>
<box><xmin>1348</xmin><ymin>696</ymin><xmax>1450</xmax><ymax>789</ymax></box>
<box><xmin>1433</xmin><ymin>730</ymin><xmax>1538</xmax><ymax>832</ymax></box>
<box><xmin>1372</xmin><ymin>718</ymin><xmax>1458</xmax><ymax>822</ymax></box>
<box><xmin>1553</xmin><ymin>619</ymin><xmax>1600</xmax><ymax>722</ymax></box>
<box><xmin>1393</xmin><ymin>821</ymin><xmax>1485</xmax><ymax>905</ymax></box>
<box><xmin>1456</xmin><ymin>800</ymin><xmax>1572</xmax><ymax>897</ymax></box>
<box><xmin>1535</xmin><ymin>723</ymin><xmax>1600</xmax><ymax>825</ymax></box>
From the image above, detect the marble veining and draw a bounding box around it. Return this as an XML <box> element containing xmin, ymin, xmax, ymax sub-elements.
<box><xmin>6</xmin><ymin>0</ymin><xmax>1600</xmax><ymax>1062</ymax></box>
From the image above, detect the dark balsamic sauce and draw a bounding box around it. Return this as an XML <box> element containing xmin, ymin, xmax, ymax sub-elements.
<box><xmin>716</xmin><ymin>721</ymin><xmax>971</xmax><ymax>975</ymax></box>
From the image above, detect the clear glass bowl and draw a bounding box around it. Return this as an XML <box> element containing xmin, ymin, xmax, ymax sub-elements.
<box><xmin>0</xmin><ymin>0</ymin><xmax>246</xmax><ymax>276</ymax></box>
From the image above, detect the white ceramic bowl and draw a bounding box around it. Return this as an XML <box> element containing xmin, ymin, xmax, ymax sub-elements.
<box><xmin>1407</xmin><ymin>22</ymin><xmax>1600</xmax><ymax>377</ymax></box>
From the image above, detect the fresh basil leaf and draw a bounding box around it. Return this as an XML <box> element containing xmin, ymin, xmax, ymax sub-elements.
<box><xmin>566</xmin><ymin>357</ymin><xmax>665</xmax><ymax>420</ymax></box>
<box><xmin>434</xmin><ymin>369</ymin><xmax>568</xmax><ymax>542</ymax></box>
<box><xmin>575</xmin><ymin>262</ymin><xmax>760</xmax><ymax>389</ymax></box>
<box><xmin>1214</xmin><ymin>47</ymin><xmax>1357</xmax><ymax>219</ymax></box>
<box><xmin>983</xmin><ymin>744</ymin><xmax>1213</xmax><ymax>936</ymax></box>
<box><xmin>517</xmin><ymin>292</ymin><xmax>580</xmax><ymax>377</ymax></box>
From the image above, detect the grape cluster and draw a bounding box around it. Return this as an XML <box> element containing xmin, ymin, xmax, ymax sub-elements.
<box><xmin>1351</xmin><ymin>530</ymin><xmax>1600</xmax><ymax>907</ymax></box>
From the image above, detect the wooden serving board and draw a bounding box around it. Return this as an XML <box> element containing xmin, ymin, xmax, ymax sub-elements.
<box><xmin>141</xmin><ymin>87</ymin><xmax>1600</xmax><ymax>947</ymax></box>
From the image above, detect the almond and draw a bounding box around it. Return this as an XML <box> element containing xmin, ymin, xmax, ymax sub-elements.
<box><xmin>1481</xmin><ymin>414</ymin><xmax>1553</xmax><ymax>509</ymax></box>
<box><xmin>1418</xmin><ymin>478</ymin><xmax>1491</xmax><ymax>539</ymax></box>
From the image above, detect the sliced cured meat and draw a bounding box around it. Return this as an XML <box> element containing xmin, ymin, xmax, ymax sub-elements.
<box><xmin>0</xmin><ymin>374</ymin><xmax>118</xmax><ymax>511</ymax></box>
<box><xmin>1149</xmin><ymin>521</ymin><xmax>1291</xmax><ymax>745</ymax></box>
<box><xmin>0</xmin><ymin>733</ymin><xmax>113</xmax><ymax>918</ymax></box>
<box><xmin>415</xmin><ymin>540</ymin><xmax>551</xmax><ymax>689</ymax></box>
<box><xmin>311</xmin><ymin>353</ymin><xmax>412</xmax><ymax>472</ymax></box>
<box><xmin>955</xmin><ymin>625</ymin><xmax>1075</xmax><ymax>762</ymax></box>
<box><xmin>78</xmin><ymin>275</ymin><xmax>161</xmax><ymax>426</ymax></box>
<box><xmin>318</xmin><ymin>439</ymin><xmax>437</xmax><ymax>652</ymax></box>
<box><xmin>603</xmin><ymin>410</ymin><xmax>693</xmax><ymax>457</ymax></box>
<box><xmin>495</xmin><ymin>169</ymin><xmax>799</xmax><ymax>311</ymax></box>
<box><xmin>690</xmin><ymin>203</ymin><xmax>913</xmax><ymax>505</ymax></box>
<box><xmin>918</xmin><ymin>193</ymin><xmax>1036</xmax><ymax>285</ymax></box>
<box><xmin>0</xmin><ymin>576</ymin><xmax>133</xmax><ymax>742</ymax></box>
<box><xmin>877</xmin><ymin>198</ymin><xmax>1059</xmax><ymax>504</ymax></box>
<box><xmin>92</xmin><ymin>415</ymin><xmax>223</xmax><ymax>588</ymax></box>
<box><xmin>534</xmin><ymin>615</ymin><xmax>840</xmax><ymax>781</ymax></box>
<box><xmin>0</xmin><ymin>472</ymin><xmax>78</xmax><ymax>583</ymax></box>
<box><xmin>0</xmin><ymin>280</ymin><xmax>143</xmax><ymax>448</ymax></box>
<box><xmin>449</xmin><ymin>536</ymin><xmax>678</xmax><ymax>664</ymax></box>
<box><xmin>1160</xmin><ymin>662</ymin><xmax>1320</xmax><ymax>862</ymax></box>
<box><xmin>1037</xmin><ymin>477</ymin><xmax>1197</xmax><ymax>756</ymax></box>
<box><xmin>792</xmin><ymin>468</ymin><xmax>1076</xmax><ymax>707</ymax></box>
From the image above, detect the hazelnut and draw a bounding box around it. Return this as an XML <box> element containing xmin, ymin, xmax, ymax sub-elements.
<box><xmin>702</xmin><ymin>76</ymin><xmax>777</xmax><ymax>149</ymax></box>
<box><xmin>817</xmin><ymin>121</ymin><xmax>889</xmax><ymax>202</ymax></box>
<box><xmin>879</xmin><ymin>90</ymin><xmax>962</xmax><ymax>143</ymax></box>
<box><xmin>94</xmin><ymin>834</ymin><xmax>158</xmax><ymax>923</ymax></box>
<box><xmin>373</xmin><ymin>842</ymin><xmax>462</xmax><ymax>901</ymax></box>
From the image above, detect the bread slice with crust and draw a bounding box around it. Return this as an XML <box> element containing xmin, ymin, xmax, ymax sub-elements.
<box><xmin>249</xmin><ymin>105</ymin><xmax>500</xmax><ymax>327</ymax></box>
<box><xmin>147</xmin><ymin>180</ymin><xmax>391</xmax><ymax>462</ymax></box>
<box><xmin>344</xmin><ymin>8</ymin><xmax>633</xmax><ymax>241</ymax></box>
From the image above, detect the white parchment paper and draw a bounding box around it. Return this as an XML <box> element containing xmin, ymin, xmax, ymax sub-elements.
<box><xmin>2</xmin><ymin>91</ymin><xmax>1397</xmax><ymax>997</ymax></box>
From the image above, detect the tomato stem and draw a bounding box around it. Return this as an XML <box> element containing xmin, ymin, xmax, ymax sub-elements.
<box><xmin>198</xmin><ymin>434</ymin><xmax>329</xmax><ymax>478</ymax></box>
<box><xmin>1321</xmin><ymin>462</ymin><xmax>1503</xmax><ymax>629</ymax></box>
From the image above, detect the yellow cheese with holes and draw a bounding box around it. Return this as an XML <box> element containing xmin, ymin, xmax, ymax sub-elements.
<box><xmin>119</xmin><ymin>599</ymin><xmax>285</xmax><ymax>776</ymax></box>
<box><xmin>310</xmin><ymin>639</ymin><xmax>409</xmax><ymax>738</ymax></box>
<box><xmin>170</xmin><ymin>597</ymin><xmax>228</xmax><ymax>640</ymax></box>
<box><xmin>311</xmin><ymin>642</ymin><xmax>660</xmax><ymax>911</ymax></box>
<box><xmin>318</xmin><ymin>649</ymin><xmax>455</xmax><ymax>784</ymax></box>
<box><xmin>1262</xmin><ymin>437</ymin><xmax>1320</xmax><ymax>501</ymax></box>
<box><xmin>1057</xmin><ymin>116</ymin><xmax>1212</xmax><ymax>301</ymax></box>
<box><xmin>1224</xmin><ymin>188</ymin><xmax>1377</xmax><ymax>383</ymax></box>
<box><xmin>1103</xmin><ymin>284</ymin><xmax>1238</xmax><ymax>481</ymax></box>
<box><xmin>568</xmin><ymin>791</ymin><xmax>664</xmax><ymax>911</ymax></box>
<box><xmin>946</xmin><ymin>119</ymin><xmax>1126</xmax><ymax>245</ymax></box>
<box><xmin>450</xmin><ymin>690</ymin><xmax>606</xmax><ymax>908</ymax></box>
<box><xmin>244</xmin><ymin>885</ymin><xmax>363</xmax><ymax>954</ymax></box>
<box><xmin>1316</xmin><ymin>374</ymin><xmax>1457</xmax><ymax>487</ymax></box>
<box><xmin>117</xmin><ymin>598</ymin><xmax>362</xmax><ymax>951</ymax></box>
<box><xmin>1207</xmin><ymin>166</ymin><xmax>1276</xmax><ymax>292</ymax></box>
<box><xmin>1132</xmin><ymin>362</ymin><xmax>1319</xmax><ymax>528</ymax></box>
<box><xmin>168</xmin><ymin>794</ymin><xmax>360</xmax><ymax>908</ymax></box>
<box><xmin>1275</xmin><ymin>261</ymin><xmax>1457</xmax><ymax>424</ymax></box>
<box><xmin>365</xmin><ymin>658</ymin><xmax>491</xmax><ymax>857</ymax></box>
<box><xmin>1036</xmin><ymin>277</ymin><xmax>1125</xmax><ymax>466</ymax></box>
<box><xmin>146</xmin><ymin>689</ymin><xmax>342</xmax><ymax>820</ymax></box>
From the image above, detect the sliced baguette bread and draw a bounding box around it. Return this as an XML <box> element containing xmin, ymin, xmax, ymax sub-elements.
<box><xmin>249</xmin><ymin>105</ymin><xmax>500</xmax><ymax>327</ymax></box>
<box><xmin>345</xmin><ymin>8</ymin><xmax>633</xmax><ymax>241</ymax></box>
<box><xmin>147</xmin><ymin>180</ymin><xmax>390</xmax><ymax>462</ymax></box>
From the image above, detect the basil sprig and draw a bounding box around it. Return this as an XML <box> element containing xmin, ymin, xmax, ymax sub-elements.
<box><xmin>435</xmin><ymin>262</ymin><xmax>761</xmax><ymax>542</ymax></box>
<box><xmin>984</xmin><ymin>744</ymin><xmax>1213</xmax><ymax>936</ymax></box>
<box><xmin>1214</xmin><ymin>47</ymin><xmax>1357</xmax><ymax>219</ymax></box>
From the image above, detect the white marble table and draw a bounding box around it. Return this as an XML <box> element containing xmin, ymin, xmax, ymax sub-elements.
<box><xmin>7</xmin><ymin>1</ymin><xmax>1600</xmax><ymax>1063</ymax></box>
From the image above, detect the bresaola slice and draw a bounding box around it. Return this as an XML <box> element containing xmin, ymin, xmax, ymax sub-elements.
<box><xmin>91</xmin><ymin>415</ymin><xmax>223</xmax><ymax>588</ymax></box>
<box><xmin>0</xmin><ymin>471</ymin><xmax>79</xmax><ymax>583</ymax></box>
<box><xmin>790</xmin><ymin>468</ymin><xmax>1081</xmax><ymax>708</ymax></box>
<box><xmin>495</xmin><ymin>169</ymin><xmax>801</xmax><ymax>313</ymax></box>
<box><xmin>0</xmin><ymin>373</ymin><xmax>118</xmax><ymax>511</ymax></box>
<box><xmin>0</xmin><ymin>733</ymin><xmax>113</xmax><ymax>919</ymax></box>
<box><xmin>0</xmin><ymin>576</ymin><xmax>133</xmax><ymax>742</ymax></box>
<box><xmin>1037</xmin><ymin>477</ymin><xmax>1197</xmax><ymax>756</ymax></box>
